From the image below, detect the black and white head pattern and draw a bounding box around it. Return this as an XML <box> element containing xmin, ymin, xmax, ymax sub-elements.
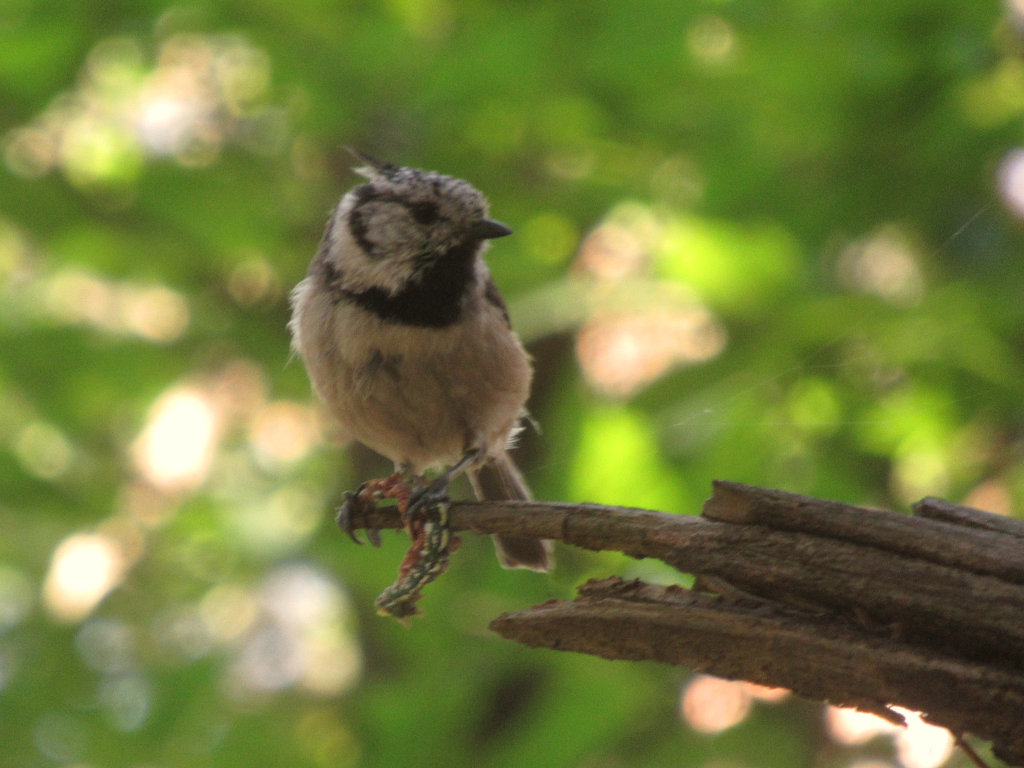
<box><xmin>315</xmin><ymin>153</ymin><xmax>512</xmax><ymax>327</ymax></box>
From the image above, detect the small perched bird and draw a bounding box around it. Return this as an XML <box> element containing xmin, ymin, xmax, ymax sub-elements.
<box><xmin>289</xmin><ymin>152</ymin><xmax>552</xmax><ymax>572</ymax></box>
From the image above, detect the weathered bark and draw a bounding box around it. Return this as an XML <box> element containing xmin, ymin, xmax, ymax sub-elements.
<box><xmin>344</xmin><ymin>481</ymin><xmax>1024</xmax><ymax>765</ymax></box>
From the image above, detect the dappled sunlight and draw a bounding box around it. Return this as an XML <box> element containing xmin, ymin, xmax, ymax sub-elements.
<box><xmin>892</xmin><ymin>449</ymin><xmax>950</xmax><ymax>503</ymax></box>
<box><xmin>148</xmin><ymin>566</ymin><xmax>362</xmax><ymax>699</ymax></box>
<box><xmin>149</xmin><ymin>602</ymin><xmax>216</xmax><ymax>662</ymax></box>
<box><xmin>573</xmin><ymin>207</ymin><xmax>659</xmax><ymax>282</ymax></box>
<box><xmin>681</xmin><ymin>676</ymin><xmax>752</xmax><ymax>734</ymax></box>
<box><xmin>121</xmin><ymin>361</ymin><xmax>327</xmax><ymax>573</ymax></box>
<box><xmin>3</xmin><ymin>30</ymin><xmax>281</xmax><ymax>187</ymax></box>
<box><xmin>130</xmin><ymin>361</ymin><xmax>304</xmax><ymax>494</ymax></box>
<box><xmin>686</xmin><ymin>14</ymin><xmax>738</xmax><ymax>67</ymax></box>
<box><xmin>75</xmin><ymin>618</ymin><xmax>152</xmax><ymax>731</ymax></box>
<box><xmin>200</xmin><ymin>583</ymin><xmax>261</xmax><ymax>644</ymax></box>
<box><xmin>223</xmin><ymin>483</ymin><xmax>324</xmax><ymax>556</ymax></box>
<box><xmin>96</xmin><ymin>673</ymin><xmax>152</xmax><ymax>731</ymax></box>
<box><xmin>567</xmin><ymin>200</ymin><xmax>806</xmax><ymax>397</ymax></box>
<box><xmin>998</xmin><ymin>148</ymin><xmax>1024</xmax><ymax>217</ymax></box>
<box><xmin>0</xmin><ymin>217</ymin><xmax>32</xmax><ymax>285</ymax></box>
<box><xmin>679</xmin><ymin>676</ymin><xmax>789</xmax><ymax>734</ymax></box>
<box><xmin>13</xmin><ymin>421</ymin><xmax>74</xmax><ymax>480</ymax></box>
<box><xmin>571</xmin><ymin>204</ymin><xmax>728</xmax><ymax>397</ymax></box>
<box><xmin>678</xmin><ymin>685</ymin><xmax>955</xmax><ymax>767</ymax></box>
<box><xmin>115</xmin><ymin>480</ymin><xmax>178</xmax><ymax>528</ymax></box>
<box><xmin>826</xmin><ymin>706</ymin><xmax>954</xmax><ymax>768</ymax></box>
<box><xmin>745</xmin><ymin>684</ymin><xmax>790</xmax><ymax>703</ymax></box>
<box><xmin>224</xmin><ymin>564</ymin><xmax>361</xmax><ymax>698</ymax></box>
<box><xmin>650</xmin><ymin>154</ymin><xmax>705</xmax><ymax>207</ymax></box>
<box><xmin>205</xmin><ymin>359</ymin><xmax>269</xmax><ymax>421</ymax></box>
<box><xmin>837</xmin><ymin>227</ymin><xmax>925</xmax><ymax>306</ymax></box>
<box><xmin>132</xmin><ymin>386</ymin><xmax>220</xmax><ymax>491</ymax></box>
<box><xmin>3</xmin><ymin>1</ymin><xmax>1023</xmax><ymax>765</ymax></box>
<box><xmin>249</xmin><ymin>401</ymin><xmax>320</xmax><ymax>469</ymax></box>
<box><xmin>577</xmin><ymin>306</ymin><xmax>726</xmax><ymax>397</ymax></box>
<box><xmin>43</xmin><ymin>532</ymin><xmax>129</xmax><ymax>622</ymax></box>
<box><xmin>962</xmin><ymin>479</ymin><xmax>1014</xmax><ymax>517</ymax></box>
<box><xmin>227</xmin><ymin>255</ymin><xmax>281</xmax><ymax>306</ymax></box>
<box><xmin>44</xmin><ymin>268</ymin><xmax>189</xmax><ymax>342</ymax></box>
<box><xmin>828</xmin><ymin>706</ymin><xmax>902</xmax><ymax>746</ymax></box>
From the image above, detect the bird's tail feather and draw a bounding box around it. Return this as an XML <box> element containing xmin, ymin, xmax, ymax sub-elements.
<box><xmin>468</xmin><ymin>453</ymin><xmax>553</xmax><ymax>572</ymax></box>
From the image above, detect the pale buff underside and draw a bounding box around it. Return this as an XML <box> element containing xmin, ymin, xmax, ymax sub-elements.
<box><xmin>290</xmin><ymin>275</ymin><xmax>532</xmax><ymax>474</ymax></box>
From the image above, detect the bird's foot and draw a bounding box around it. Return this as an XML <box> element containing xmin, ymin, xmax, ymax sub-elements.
<box><xmin>403</xmin><ymin>446</ymin><xmax>481</xmax><ymax>520</ymax></box>
<box><xmin>406</xmin><ymin>473</ymin><xmax>454</xmax><ymax>519</ymax></box>
<box><xmin>337</xmin><ymin>453</ymin><xmax>480</xmax><ymax>621</ymax></box>
<box><xmin>336</xmin><ymin>471</ymin><xmax>419</xmax><ymax>546</ymax></box>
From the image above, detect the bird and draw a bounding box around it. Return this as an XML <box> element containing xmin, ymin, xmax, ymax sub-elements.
<box><xmin>289</xmin><ymin>151</ymin><xmax>552</xmax><ymax>572</ymax></box>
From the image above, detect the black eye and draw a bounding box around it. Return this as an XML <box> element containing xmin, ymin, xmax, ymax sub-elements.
<box><xmin>408</xmin><ymin>201</ymin><xmax>440</xmax><ymax>225</ymax></box>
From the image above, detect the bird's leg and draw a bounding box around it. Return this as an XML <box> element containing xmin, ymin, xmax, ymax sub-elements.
<box><xmin>336</xmin><ymin>466</ymin><xmax>419</xmax><ymax>546</ymax></box>
<box><xmin>406</xmin><ymin>447</ymin><xmax>482</xmax><ymax>518</ymax></box>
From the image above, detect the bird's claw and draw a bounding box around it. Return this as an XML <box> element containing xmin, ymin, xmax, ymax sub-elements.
<box><xmin>334</xmin><ymin>466</ymin><xmax>466</xmax><ymax>621</ymax></box>
<box><xmin>336</xmin><ymin>487</ymin><xmax>382</xmax><ymax>547</ymax></box>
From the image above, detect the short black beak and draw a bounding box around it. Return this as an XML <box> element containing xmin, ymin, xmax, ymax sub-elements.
<box><xmin>470</xmin><ymin>219</ymin><xmax>514</xmax><ymax>240</ymax></box>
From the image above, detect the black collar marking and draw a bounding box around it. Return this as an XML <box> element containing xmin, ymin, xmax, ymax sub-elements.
<box><xmin>322</xmin><ymin>239</ymin><xmax>480</xmax><ymax>328</ymax></box>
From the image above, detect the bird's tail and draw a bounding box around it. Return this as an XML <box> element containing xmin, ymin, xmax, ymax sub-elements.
<box><xmin>468</xmin><ymin>452</ymin><xmax>553</xmax><ymax>572</ymax></box>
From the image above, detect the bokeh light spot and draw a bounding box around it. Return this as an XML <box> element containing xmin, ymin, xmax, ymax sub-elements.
<box><xmin>132</xmin><ymin>387</ymin><xmax>219</xmax><ymax>491</ymax></box>
<box><xmin>249</xmin><ymin>401</ymin><xmax>319</xmax><ymax>469</ymax></box>
<box><xmin>75</xmin><ymin>618</ymin><xmax>136</xmax><ymax>674</ymax></box>
<box><xmin>520</xmin><ymin>213</ymin><xmax>579</xmax><ymax>267</ymax></box>
<box><xmin>44</xmin><ymin>533</ymin><xmax>127</xmax><ymax>622</ymax></box>
<box><xmin>998</xmin><ymin>148</ymin><xmax>1024</xmax><ymax>217</ymax></box>
<box><xmin>43</xmin><ymin>269</ymin><xmax>189</xmax><ymax>341</ymax></box>
<box><xmin>14</xmin><ymin>421</ymin><xmax>74</xmax><ymax>480</ymax></box>
<box><xmin>225</xmin><ymin>565</ymin><xmax>361</xmax><ymax>699</ymax></box>
<box><xmin>680</xmin><ymin>676</ymin><xmax>753</xmax><ymax>734</ymax></box>
<box><xmin>962</xmin><ymin>479</ymin><xmax>1013</xmax><ymax>517</ymax></box>
<box><xmin>786</xmin><ymin>378</ymin><xmax>842</xmax><ymax>436</ymax></box>
<box><xmin>228</xmin><ymin>256</ymin><xmax>279</xmax><ymax>306</ymax></box>
<box><xmin>574</xmin><ymin>205</ymin><xmax>660</xmax><ymax>281</ymax></box>
<box><xmin>687</xmin><ymin>15</ymin><xmax>737</xmax><ymax>66</ymax></box>
<box><xmin>837</xmin><ymin>226</ymin><xmax>924</xmax><ymax>305</ymax></box>
<box><xmin>119</xmin><ymin>284</ymin><xmax>189</xmax><ymax>342</ymax></box>
<box><xmin>226</xmin><ymin>484</ymin><xmax>323</xmax><ymax>555</ymax></box>
<box><xmin>827</xmin><ymin>706</ymin><xmax>953</xmax><ymax>768</ymax></box>
<box><xmin>98</xmin><ymin>673</ymin><xmax>152</xmax><ymax>731</ymax></box>
<box><xmin>827</xmin><ymin>706</ymin><xmax>901</xmax><ymax>746</ymax></box>
<box><xmin>200</xmin><ymin>583</ymin><xmax>260</xmax><ymax>643</ymax></box>
<box><xmin>892</xmin><ymin>709</ymin><xmax>953</xmax><ymax>768</ymax></box>
<box><xmin>3</xmin><ymin>31</ymin><xmax>281</xmax><ymax>186</ymax></box>
<box><xmin>576</xmin><ymin>305</ymin><xmax>726</xmax><ymax>397</ymax></box>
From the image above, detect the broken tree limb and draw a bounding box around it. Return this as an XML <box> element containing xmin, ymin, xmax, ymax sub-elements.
<box><xmin>489</xmin><ymin>577</ymin><xmax>1024</xmax><ymax>738</ymax></box>
<box><xmin>341</xmin><ymin>481</ymin><xmax>1024</xmax><ymax>765</ymax></box>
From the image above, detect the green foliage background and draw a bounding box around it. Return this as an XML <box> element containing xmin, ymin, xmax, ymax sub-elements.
<box><xmin>1</xmin><ymin>0</ymin><xmax>1022</xmax><ymax>766</ymax></box>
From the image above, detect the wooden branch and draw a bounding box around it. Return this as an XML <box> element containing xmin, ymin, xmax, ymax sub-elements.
<box><xmin>489</xmin><ymin>577</ymin><xmax>1024</xmax><ymax>737</ymax></box>
<box><xmin>343</xmin><ymin>481</ymin><xmax>1024</xmax><ymax>765</ymax></box>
